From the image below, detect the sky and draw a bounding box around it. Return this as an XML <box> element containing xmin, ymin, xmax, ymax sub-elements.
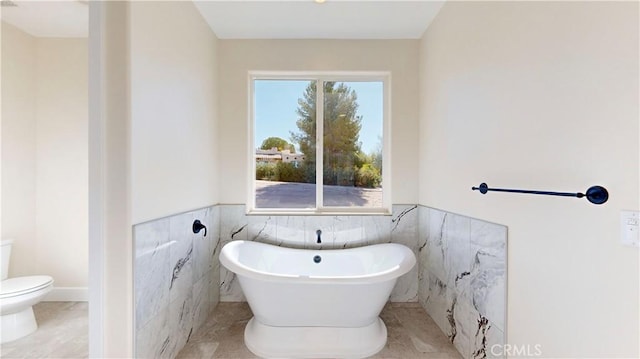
<box><xmin>254</xmin><ymin>80</ymin><xmax>383</xmax><ymax>154</ymax></box>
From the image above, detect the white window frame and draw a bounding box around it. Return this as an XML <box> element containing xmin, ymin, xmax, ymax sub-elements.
<box><xmin>247</xmin><ymin>71</ymin><xmax>391</xmax><ymax>215</ymax></box>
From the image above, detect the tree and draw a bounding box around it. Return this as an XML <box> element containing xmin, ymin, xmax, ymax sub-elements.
<box><xmin>290</xmin><ymin>82</ymin><xmax>362</xmax><ymax>185</ymax></box>
<box><xmin>260</xmin><ymin>137</ymin><xmax>295</xmax><ymax>152</ymax></box>
<box><xmin>370</xmin><ymin>135</ymin><xmax>383</xmax><ymax>173</ymax></box>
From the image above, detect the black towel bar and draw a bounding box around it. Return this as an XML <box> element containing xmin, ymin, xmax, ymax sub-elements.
<box><xmin>471</xmin><ymin>182</ymin><xmax>608</xmax><ymax>205</ymax></box>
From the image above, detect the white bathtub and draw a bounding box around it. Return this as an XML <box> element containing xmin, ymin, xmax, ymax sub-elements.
<box><xmin>219</xmin><ymin>240</ymin><xmax>416</xmax><ymax>358</ymax></box>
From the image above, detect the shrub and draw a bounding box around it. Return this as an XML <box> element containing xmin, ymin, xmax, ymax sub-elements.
<box><xmin>301</xmin><ymin>162</ymin><xmax>317</xmax><ymax>183</ymax></box>
<box><xmin>256</xmin><ymin>162</ymin><xmax>277</xmax><ymax>180</ymax></box>
<box><xmin>356</xmin><ymin>164</ymin><xmax>381</xmax><ymax>188</ymax></box>
<box><xmin>275</xmin><ymin>162</ymin><xmax>306</xmax><ymax>183</ymax></box>
<box><xmin>323</xmin><ymin>167</ymin><xmax>356</xmax><ymax>186</ymax></box>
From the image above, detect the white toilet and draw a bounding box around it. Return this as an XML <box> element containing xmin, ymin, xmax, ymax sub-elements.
<box><xmin>1</xmin><ymin>239</ymin><xmax>54</xmax><ymax>344</ymax></box>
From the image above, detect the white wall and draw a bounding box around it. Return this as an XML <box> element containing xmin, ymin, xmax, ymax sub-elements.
<box><xmin>0</xmin><ymin>22</ymin><xmax>2</xmax><ymax>256</ymax></box>
<box><xmin>95</xmin><ymin>1</ymin><xmax>219</xmax><ymax>355</ymax></box>
<box><xmin>1</xmin><ymin>22</ymin><xmax>37</xmax><ymax>278</ymax></box>
<box><xmin>35</xmin><ymin>38</ymin><xmax>88</xmax><ymax>288</ymax></box>
<box><xmin>93</xmin><ymin>1</ymin><xmax>132</xmax><ymax>355</ymax></box>
<box><xmin>0</xmin><ymin>22</ymin><xmax>2</xmax><ymax>271</ymax></box>
<box><xmin>1</xmin><ymin>22</ymin><xmax>88</xmax><ymax>289</ymax></box>
<box><xmin>419</xmin><ymin>2</ymin><xmax>639</xmax><ymax>357</ymax></box>
<box><xmin>130</xmin><ymin>1</ymin><xmax>219</xmax><ymax>224</ymax></box>
<box><xmin>217</xmin><ymin>40</ymin><xmax>419</xmax><ymax>205</ymax></box>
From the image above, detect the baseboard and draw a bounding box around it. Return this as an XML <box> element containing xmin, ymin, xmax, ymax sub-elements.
<box><xmin>43</xmin><ymin>287</ymin><xmax>89</xmax><ymax>302</ymax></box>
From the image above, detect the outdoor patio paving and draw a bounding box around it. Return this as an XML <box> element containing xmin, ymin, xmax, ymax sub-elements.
<box><xmin>255</xmin><ymin>180</ymin><xmax>382</xmax><ymax>208</ymax></box>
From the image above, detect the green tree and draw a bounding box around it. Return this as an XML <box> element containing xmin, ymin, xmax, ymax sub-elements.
<box><xmin>290</xmin><ymin>82</ymin><xmax>362</xmax><ymax>185</ymax></box>
<box><xmin>370</xmin><ymin>135</ymin><xmax>383</xmax><ymax>173</ymax></box>
<box><xmin>260</xmin><ymin>137</ymin><xmax>295</xmax><ymax>152</ymax></box>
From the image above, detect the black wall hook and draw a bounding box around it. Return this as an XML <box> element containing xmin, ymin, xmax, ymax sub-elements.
<box><xmin>192</xmin><ymin>219</ymin><xmax>207</xmax><ymax>237</ymax></box>
<box><xmin>472</xmin><ymin>182</ymin><xmax>609</xmax><ymax>205</ymax></box>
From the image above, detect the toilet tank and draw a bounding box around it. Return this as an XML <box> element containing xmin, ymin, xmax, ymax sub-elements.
<box><xmin>1</xmin><ymin>239</ymin><xmax>14</xmax><ymax>280</ymax></box>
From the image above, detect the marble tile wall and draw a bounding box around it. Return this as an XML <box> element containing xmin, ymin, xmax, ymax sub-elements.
<box><xmin>217</xmin><ymin>204</ymin><xmax>420</xmax><ymax>302</ymax></box>
<box><xmin>134</xmin><ymin>206</ymin><xmax>220</xmax><ymax>359</ymax></box>
<box><xmin>418</xmin><ymin>206</ymin><xmax>507</xmax><ymax>359</ymax></box>
<box><xmin>133</xmin><ymin>203</ymin><xmax>506</xmax><ymax>359</ymax></box>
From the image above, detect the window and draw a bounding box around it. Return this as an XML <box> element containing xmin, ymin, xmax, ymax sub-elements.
<box><xmin>249</xmin><ymin>72</ymin><xmax>390</xmax><ymax>214</ymax></box>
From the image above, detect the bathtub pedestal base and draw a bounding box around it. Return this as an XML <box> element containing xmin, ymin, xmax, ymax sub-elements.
<box><xmin>245</xmin><ymin>317</ymin><xmax>387</xmax><ymax>359</ymax></box>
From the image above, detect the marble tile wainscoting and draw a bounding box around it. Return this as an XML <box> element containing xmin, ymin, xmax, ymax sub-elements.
<box><xmin>132</xmin><ymin>203</ymin><xmax>506</xmax><ymax>359</ymax></box>
<box><xmin>134</xmin><ymin>206</ymin><xmax>220</xmax><ymax>359</ymax></box>
<box><xmin>217</xmin><ymin>204</ymin><xmax>420</xmax><ymax>303</ymax></box>
<box><xmin>418</xmin><ymin>206</ymin><xmax>508</xmax><ymax>358</ymax></box>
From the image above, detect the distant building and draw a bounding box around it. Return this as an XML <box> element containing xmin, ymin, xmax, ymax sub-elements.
<box><xmin>255</xmin><ymin>148</ymin><xmax>281</xmax><ymax>163</ymax></box>
<box><xmin>256</xmin><ymin>148</ymin><xmax>305</xmax><ymax>166</ymax></box>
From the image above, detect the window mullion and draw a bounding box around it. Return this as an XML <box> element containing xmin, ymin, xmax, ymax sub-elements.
<box><xmin>316</xmin><ymin>79</ymin><xmax>324</xmax><ymax>210</ymax></box>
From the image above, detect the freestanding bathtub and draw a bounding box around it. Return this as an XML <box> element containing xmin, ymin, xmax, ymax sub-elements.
<box><xmin>219</xmin><ymin>240</ymin><xmax>416</xmax><ymax>358</ymax></box>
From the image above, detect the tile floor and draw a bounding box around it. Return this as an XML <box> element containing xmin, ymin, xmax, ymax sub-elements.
<box><xmin>0</xmin><ymin>302</ymin><xmax>88</xmax><ymax>359</ymax></box>
<box><xmin>0</xmin><ymin>301</ymin><xmax>461</xmax><ymax>359</ymax></box>
<box><xmin>177</xmin><ymin>302</ymin><xmax>462</xmax><ymax>359</ymax></box>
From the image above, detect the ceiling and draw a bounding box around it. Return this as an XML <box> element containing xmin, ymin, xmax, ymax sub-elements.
<box><xmin>194</xmin><ymin>1</ymin><xmax>445</xmax><ymax>39</ymax></box>
<box><xmin>0</xmin><ymin>1</ymin><xmax>444</xmax><ymax>40</ymax></box>
<box><xmin>0</xmin><ymin>0</ymin><xmax>88</xmax><ymax>38</ymax></box>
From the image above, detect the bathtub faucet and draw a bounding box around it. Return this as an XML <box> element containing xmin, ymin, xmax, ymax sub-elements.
<box><xmin>316</xmin><ymin>230</ymin><xmax>322</xmax><ymax>244</ymax></box>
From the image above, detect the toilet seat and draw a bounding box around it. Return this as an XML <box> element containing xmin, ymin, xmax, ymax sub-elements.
<box><xmin>0</xmin><ymin>276</ymin><xmax>53</xmax><ymax>299</ymax></box>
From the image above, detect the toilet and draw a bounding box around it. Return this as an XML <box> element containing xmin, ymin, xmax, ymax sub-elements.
<box><xmin>1</xmin><ymin>239</ymin><xmax>54</xmax><ymax>344</ymax></box>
